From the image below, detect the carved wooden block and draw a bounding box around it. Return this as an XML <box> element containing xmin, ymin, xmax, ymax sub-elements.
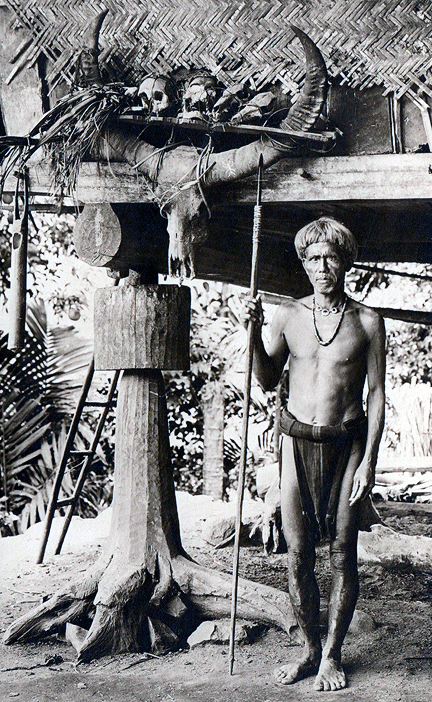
<box><xmin>94</xmin><ymin>284</ymin><xmax>190</xmax><ymax>370</ymax></box>
<box><xmin>73</xmin><ymin>203</ymin><xmax>168</xmax><ymax>274</ymax></box>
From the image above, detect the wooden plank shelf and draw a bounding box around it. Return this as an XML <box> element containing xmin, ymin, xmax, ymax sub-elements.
<box><xmin>117</xmin><ymin>113</ymin><xmax>336</xmax><ymax>143</ymax></box>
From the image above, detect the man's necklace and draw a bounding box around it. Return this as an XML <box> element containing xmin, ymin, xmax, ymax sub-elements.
<box><xmin>312</xmin><ymin>296</ymin><xmax>347</xmax><ymax>346</ymax></box>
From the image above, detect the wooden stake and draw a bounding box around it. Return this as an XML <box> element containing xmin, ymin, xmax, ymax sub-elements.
<box><xmin>229</xmin><ymin>155</ymin><xmax>263</xmax><ymax>675</ymax></box>
<box><xmin>8</xmin><ymin>171</ymin><xmax>29</xmax><ymax>351</ymax></box>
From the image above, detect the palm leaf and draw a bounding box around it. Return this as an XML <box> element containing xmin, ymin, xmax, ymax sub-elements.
<box><xmin>0</xmin><ymin>300</ymin><xmax>93</xmax><ymax>528</ymax></box>
<box><xmin>14</xmin><ymin>428</ymin><xmax>111</xmax><ymax>533</ymax></box>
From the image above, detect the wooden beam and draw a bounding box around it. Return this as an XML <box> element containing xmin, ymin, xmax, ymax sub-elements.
<box><xmin>71</xmin><ymin>152</ymin><xmax>432</xmax><ymax>204</ymax></box>
<box><xmin>245</xmin><ymin>153</ymin><xmax>432</xmax><ymax>205</ymax></box>
<box><xmin>195</xmin><ymin>235</ymin><xmax>311</xmax><ymax>298</ymax></box>
<box><xmin>373</xmin><ymin>307</ymin><xmax>432</xmax><ymax>326</ymax></box>
<box><xmin>4</xmin><ymin>153</ymin><xmax>432</xmax><ymax>205</ymax></box>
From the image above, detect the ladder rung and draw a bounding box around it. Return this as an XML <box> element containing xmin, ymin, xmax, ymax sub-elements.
<box><xmin>84</xmin><ymin>400</ymin><xmax>115</xmax><ymax>407</ymax></box>
<box><xmin>56</xmin><ymin>497</ymin><xmax>74</xmax><ymax>508</ymax></box>
<box><xmin>70</xmin><ymin>450</ymin><xmax>93</xmax><ymax>456</ymax></box>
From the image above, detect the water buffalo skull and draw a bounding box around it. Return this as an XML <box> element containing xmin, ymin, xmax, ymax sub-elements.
<box><xmin>82</xmin><ymin>13</ymin><xmax>329</xmax><ymax>278</ymax></box>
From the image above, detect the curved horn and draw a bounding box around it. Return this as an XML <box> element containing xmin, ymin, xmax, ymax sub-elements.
<box><xmin>78</xmin><ymin>10</ymin><xmax>109</xmax><ymax>86</ymax></box>
<box><xmin>280</xmin><ymin>26</ymin><xmax>328</xmax><ymax>133</ymax></box>
<box><xmin>79</xmin><ymin>10</ymin><xmax>160</xmax><ymax>175</ymax></box>
<box><xmin>83</xmin><ymin>9</ymin><xmax>109</xmax><ymax>50</ymax></box>
<box><xmin>206</xmin><ymin>28</ymin><xmax>328</xmax><ymax>185</ymax></box>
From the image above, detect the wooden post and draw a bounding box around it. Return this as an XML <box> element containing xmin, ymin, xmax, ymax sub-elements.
<box><xmin>94</xmin><ymin>284</ymin><xmax>190</xmax><ymax>370</ymax></box>
<box><xmin>94</xmin><ymin>282</ymin><xmax>190</xmax><ymax>566</ymax></box>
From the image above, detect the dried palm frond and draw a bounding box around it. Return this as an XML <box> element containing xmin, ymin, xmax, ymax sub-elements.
<box><xmin>0</xmin><ymin>85</ymin><xmax>134</xmax><ymax>197</ymax></box>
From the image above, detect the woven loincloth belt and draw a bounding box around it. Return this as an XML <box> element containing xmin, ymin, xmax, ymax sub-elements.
<box><xmin>280</xmin><ymin>410</ymin><xmax>367</xmax><ymax>542</ymax></box>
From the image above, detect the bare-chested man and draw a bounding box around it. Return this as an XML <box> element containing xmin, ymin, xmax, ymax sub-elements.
<box><xmin>244</xmin><ymin>217</ymin><xmax>386</xmax><ymax>691</ymax></box>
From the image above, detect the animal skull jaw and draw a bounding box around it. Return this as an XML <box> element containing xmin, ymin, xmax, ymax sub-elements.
<box><xmin>164</xmin><ymin>187</ymin><xmax>210</xmax><ymax>279</ymax></box>
<box><xmin>168</xmin><ymin>237</ymin><xmax>195</xmax><ymax>279</ymax></box>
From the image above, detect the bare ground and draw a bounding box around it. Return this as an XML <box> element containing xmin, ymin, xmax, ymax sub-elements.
<box><xmin>0</xmin><ymin>501</ymin><xmax>431</xmax><ymax>702</ymax></box>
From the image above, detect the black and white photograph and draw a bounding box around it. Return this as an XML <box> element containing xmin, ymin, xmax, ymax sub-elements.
<box><xmin>0</xmin><ymin>2</ymin><xmax>431</xmax><ymax>700</ymax></box>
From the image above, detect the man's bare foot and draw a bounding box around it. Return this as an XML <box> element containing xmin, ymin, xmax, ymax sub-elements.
<box><xmin>313</xmin><ymin>657</ymin><xmax>347</xmax><ymax>691</ymax></box>
<box><xmin>274</xmin><ymin>652</ymin><xmax>320</xmax><ymax>685</ymax></box>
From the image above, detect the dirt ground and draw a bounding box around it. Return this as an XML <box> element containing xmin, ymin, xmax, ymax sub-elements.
<box><xmin>0</xmin><ymin>501</ymin><xmax>431</xmax><ymax>702</ymax></box>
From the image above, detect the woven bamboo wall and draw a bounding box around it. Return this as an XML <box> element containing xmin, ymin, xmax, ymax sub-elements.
<box><xmin>5</xmin><ymin>0</ymin><xmax>432</xmax><ymax>100</ymax></box>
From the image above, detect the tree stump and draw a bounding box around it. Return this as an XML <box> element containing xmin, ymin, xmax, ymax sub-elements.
<box><xmin>3</xmin><ymin>284</ymin><xmax>295</xmax><ymax>661</ymax></box>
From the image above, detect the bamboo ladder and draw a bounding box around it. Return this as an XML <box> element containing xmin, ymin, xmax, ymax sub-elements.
<box><xmin>36</xmin><ymin>359</ymin><xmax>120</xmax><ymax>564</ymax></box>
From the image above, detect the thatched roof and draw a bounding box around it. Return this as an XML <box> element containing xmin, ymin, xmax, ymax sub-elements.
<box><xmin>6</xmin><ymin>0</ymin><xmax>432</xmax><ymax>102</ymax></box>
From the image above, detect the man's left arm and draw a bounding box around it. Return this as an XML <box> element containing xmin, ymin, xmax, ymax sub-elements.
<box><xmin>349</xmin><ymin>311</ymin><xmax>386</xmax><ymax>506</ymax></box>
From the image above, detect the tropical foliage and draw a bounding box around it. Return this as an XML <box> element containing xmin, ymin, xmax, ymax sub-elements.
<box><xmin>347</xmin><ymin>262</ymin><xmax>432</xmax><ymax>388</ymax></box>
<box><xmin>0</xmin><ymin>209</ymin><xmax>98</xmax><ymax>323</ymax></box>
<box><xmin>167</xmin><ymin>280</ymin><xmax>278</xmax><ymax>497</ymax></box>
<box><xmin>346</xmin><ymin>262</ymin><xmax>432</xmax><ymax>497</ymax></box>
<box><xmin>0</xmin><ymin>300</ymin><xmax>112</xmax><ymax>535</ymax></box>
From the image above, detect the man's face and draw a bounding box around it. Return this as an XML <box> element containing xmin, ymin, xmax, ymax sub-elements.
<box><xmin>302</xmin><ymin>241</ymin><xmax>346</xmax><ymax>294</ymax></box>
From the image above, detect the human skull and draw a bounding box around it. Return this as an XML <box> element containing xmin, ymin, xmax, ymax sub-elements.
<box><xmin>137</xmin><ymin>75</ymin><xmax>175</xmax><ymax>116</ymax></box>
<box><xmin>180</xmin><ymin>72</ymin><xmax>218</xmax><ymax>121</ymax></box>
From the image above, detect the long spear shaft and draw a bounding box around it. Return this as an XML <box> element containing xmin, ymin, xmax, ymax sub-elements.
<box><xmin>229</xmin><ymin>155</ymin><xmax>263</xmax><ymax>675</ymax></box>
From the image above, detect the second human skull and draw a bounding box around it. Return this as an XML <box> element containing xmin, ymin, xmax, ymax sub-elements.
<box><xmin>181</xmin><ymin>72</ymin><xmax>218</xmax><ymax>121</ymax></box>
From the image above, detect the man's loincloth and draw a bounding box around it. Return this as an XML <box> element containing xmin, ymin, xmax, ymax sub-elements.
<box><xmin>280</xmin><ymin>410</ymin><xmax>368</xmax><ymax>542</ymax></box>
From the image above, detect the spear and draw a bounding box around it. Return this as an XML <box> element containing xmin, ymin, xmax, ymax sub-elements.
<box><xmin>229</xmin><ymin>154</ymin><xmax>264</xmax><ymax>675</ymax></box>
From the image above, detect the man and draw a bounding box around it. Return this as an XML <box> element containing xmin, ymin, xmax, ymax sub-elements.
<box><xmin>244</xmin><ymin>217</ymin><xmax>385</xmax><ymax>692</ymax></box>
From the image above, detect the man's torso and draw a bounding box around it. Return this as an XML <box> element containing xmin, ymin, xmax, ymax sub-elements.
<box><xmin>279</xmin><ymin>296</ymin><xmax>372</xmax><ymax>426</ymax></box>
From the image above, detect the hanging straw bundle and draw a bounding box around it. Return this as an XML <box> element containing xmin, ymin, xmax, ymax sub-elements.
<box><xmin>0</xmin><ymin>84</ymin><xmax>134</xmax><ymax>197</ymax></box>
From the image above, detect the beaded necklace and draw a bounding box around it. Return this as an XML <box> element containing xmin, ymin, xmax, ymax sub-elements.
<box><xmin>312</xmin><ymin>296</ymin><xmax>347</xmax><ymax>346</ymax></box>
